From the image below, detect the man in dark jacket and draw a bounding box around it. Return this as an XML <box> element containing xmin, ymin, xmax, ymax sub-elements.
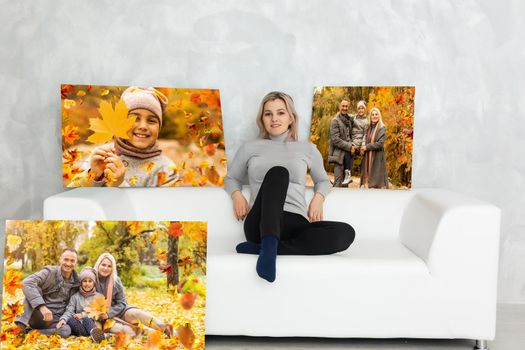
<box><xmin>328</xmin><ymin>98</ymin><xmax>353</xmax><ymax>187</ymax></box>
<box><xmin>15</xmin><ymin>248</ymin><xmax>80</xmax><ymax>338</ymax></box>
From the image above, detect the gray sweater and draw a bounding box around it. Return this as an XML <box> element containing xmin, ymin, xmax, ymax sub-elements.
<box><xmin>60</xmin><ymin>291</ymin><xmax>102</xmax><ymax>321</ymax></box>
<box><xmin>224</xmin><ymin>131</ymin><xmax>331</xmax><ymax>219</ymax></box>
<box><xmin>351</xmin><ymin>115</ymin><xmax>370</xmax><ymax>147</ymax></box>
<box><xmin>68</xmin><ymin>145</ymin><xmax>178</xmax><ymax>187</ymax></box>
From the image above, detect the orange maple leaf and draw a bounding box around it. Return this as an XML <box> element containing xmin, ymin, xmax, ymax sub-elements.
<box><xmin>146</xmin><ymin>330</ymin><xmax>163</xmax><ymax>349</ymax></box>
<box><xmin>62</xmin><ymin>149</ymin><xmax>82</xmax><ymax>165</ymax></box>
<box><xmin>2</xmin><ymin>302</ymin><xmax>24</xmax><ymax>322</ymax></box>
<box><xmin>178</xmin><ymin>323</ymin><xmax>195</xmax><ymax>349</ymax></box>
<box><xmin>168</xmin><ymin>222</ymin><xmax>184</xmax><ymax>238</ymax></box>
<box><xmin>3</xmin><ymin>270</ymin><xmax>23</xmax><ymax>295</ymax></box>
<box><xmin>84</xmin><ymin>294</ymin><xmax>108</xmax><ymax>318</ymax></box>
<box><xmin>25</xmin><ymin>330</ymin><xmax>44</xmax><ymax>344</ymax></box>
<box><xmin>203</xmin><ymin>143</ymin><xmax>218</xmax><ymax>156</ymax></box>
<box><xmin>142</xmin><ymin>161</ymin><xmax>155</xmax><ymax>174</ymax></box>
<box><xmin>206</xmin><ymin>166</ymin><xmax>220</xmax><ymax>185</ymax></box>
<box><xmin>190</xmin><ymin>93</ymin><xmax>201</xmax><ymax>105</ymax></box>
<box><xmin>115</xmin><ymin>331</ymin><xmax>131</xmax><ymax>349</ymax></box>
<box><xmin>87</xmin><ymin>100</ymin><xmax>133</xmax><ymax>144</ymax></box>
<box><xmin>62</xmin><ymin>125</ymin><xmax>80</xmax><ymax>144</ymax></box>
<box><xmin>156</xmin><ymin>171</ymin><xmax>167</xmax><ymax>186</ymax></box>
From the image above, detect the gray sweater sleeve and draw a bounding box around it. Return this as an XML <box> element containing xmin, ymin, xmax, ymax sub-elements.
<box><xmin>224</xmin><ymin>145</ymin><xmax>248</xmax><ymax>197</ymax></box>
<box><xmin>22</xmin><ymin>268</ymin><xmax>50</xmax><ymax>309</ymax></box>
<box><xmin>109</xmin><ymin>278</ymin><xmax>128</xmax><ymax>318</ymax></box>
<box><xmin>309</xmin><ymin>143</ymin><xmax>331</xmax><ymax>198</ymax></box>
<box><xmin>60</xmin><ymin>294</ymin><xmax>78</xmax><ymax>321</ymax></box>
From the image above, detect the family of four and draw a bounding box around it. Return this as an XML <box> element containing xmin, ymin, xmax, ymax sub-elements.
<box><xmin>15</xmin><ymin>248</ymin><xmax>172</xmax><ymax>341</ymax></box>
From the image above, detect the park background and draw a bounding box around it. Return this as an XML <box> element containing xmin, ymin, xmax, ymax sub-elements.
<box><xmin>0</xmin><ymin>0</ymin><xmax>524</xmax><ymax>308</ymax></box>
<box><xmin>2</xmin><ymin>220</ymin><xmax>206</xmax><ymax>349</ymax></box>
<box><xmin>62</xmin><ymin>84</ymin><xmax>226</xmax><ymax>187</ymax></box>
<box><xmin>309</xmin><ymin>86</ymin><xmax>415</xmax><ymax>189</ymax></box>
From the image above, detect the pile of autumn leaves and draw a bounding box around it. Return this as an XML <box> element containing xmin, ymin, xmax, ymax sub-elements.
<box><xmin>2</xmin><ymin>270</ymin><xmax>205</xmax><ymax>349</ymax></box>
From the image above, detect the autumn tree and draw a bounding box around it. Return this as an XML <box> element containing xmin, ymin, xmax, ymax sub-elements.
<box><xmin>4</xmin><ymin>221</ymin><xmax>86</xmax><ymax>272</ymax></box>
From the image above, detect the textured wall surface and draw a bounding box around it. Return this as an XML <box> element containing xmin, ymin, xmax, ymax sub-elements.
<box><xmin>0</xmin><ymin>0</ymin><xmax>523</xmax><ymax>302</ymax></box>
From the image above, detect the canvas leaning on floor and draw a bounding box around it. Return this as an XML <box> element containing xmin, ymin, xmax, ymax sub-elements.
<box><xmin>1</xmin><ymin>220</ymin><xmax>207</xmax><ymax>350</ymax></box>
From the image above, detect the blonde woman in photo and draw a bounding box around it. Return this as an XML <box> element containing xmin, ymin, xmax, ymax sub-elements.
<box><xmin>93</xmin><ymin>252</ymin><xmax>173</xmax><ymax>337</ymax></box>
<box><xmin>360</xmin><ymin>107</ymin><xmax>388</xmax><ymax>189</ymax></box>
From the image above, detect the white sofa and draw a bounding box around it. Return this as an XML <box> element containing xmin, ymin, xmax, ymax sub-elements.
<box><xmin>43</xmin><ymin>187</ymin><xmax>500</xmax><ymax>347</ymax></box>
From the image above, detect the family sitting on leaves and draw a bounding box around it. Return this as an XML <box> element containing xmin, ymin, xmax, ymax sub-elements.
<box><xmin>14</xmin><ymin>248</ymin><xmax>173</xmax><ymax>343</ymax></box>
<box><xmin>329</xmin><ymin>98</ymin><xmax>388</xmax><ymax>188</ymax></box>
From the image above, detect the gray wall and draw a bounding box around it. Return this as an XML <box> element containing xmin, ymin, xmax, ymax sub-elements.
<box><xmin>0</xmin><ymin>0</ymin><xmax>523</xmax><ymax>303</ymax></box>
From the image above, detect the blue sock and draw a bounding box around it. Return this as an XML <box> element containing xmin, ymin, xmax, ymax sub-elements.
<box><xmin>236</xmin><ymin>241</ymin><xmax>260</xmax><ymax>254</ymax></box>
<box><xmin>256</xmin><ymin>236</ymin><xmax>278</xmax><ymax>282</ymax></box>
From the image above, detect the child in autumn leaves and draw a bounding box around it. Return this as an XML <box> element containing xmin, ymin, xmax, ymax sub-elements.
<box><xmin>56</xmin><ymin>267</ymin><xmax>107</xmax><ymax>343</ymax></box>
<box><xmin>69</xmin><ymin>86</ymin><xmax>178</xmax><ymax>187</ymax></box>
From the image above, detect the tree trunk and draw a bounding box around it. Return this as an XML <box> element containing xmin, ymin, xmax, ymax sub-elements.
<box><xmin>167</xmin><ymin>236</ymin><xmax>179</xmax><ymax>287</ymax></box>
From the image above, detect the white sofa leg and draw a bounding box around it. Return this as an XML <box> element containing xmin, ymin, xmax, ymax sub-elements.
<box><xmin>474</xmin><ymin>340</ymin><xmax>488</xmax><ymax>350</ymax></box>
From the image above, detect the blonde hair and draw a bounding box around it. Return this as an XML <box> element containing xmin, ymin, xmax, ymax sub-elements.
<box><xmin>256</xmin><ymin>91</ymin><xmax>298</xmax><ymax>141</ymax></box>
<box><xmin>94</xmin><ymin>252</ymin><xmax>118</xmax><ymax>284</ymax></box>
<box><xmin>368</xmin><ymin>107</ymin><xmax>385</xmax><ymax>127</ymax></box>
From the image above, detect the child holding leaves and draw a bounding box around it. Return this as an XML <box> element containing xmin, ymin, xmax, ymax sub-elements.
<box><xmin>68</xmin><ymin>86</ymin><xmax>178</xmax><ymax>187</ymax></box>
<box><xmin>56</xmin><ymin>267</ymin><xmax>107</xmax><ymax>343</ymax></box>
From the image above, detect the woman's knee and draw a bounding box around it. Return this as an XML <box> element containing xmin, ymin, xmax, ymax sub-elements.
<box><xmin>265</xmin><ymin>166</ymin><xmax>289</xmax><ymax>180</ymax></box>
<box><xmin>335</xmin><ymin>222</ymin><xmax>356</xmax><ymax>251</ymax></box>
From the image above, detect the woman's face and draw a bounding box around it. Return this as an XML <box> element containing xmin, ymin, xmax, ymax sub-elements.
<box><xmin>126</xmin><ymin>108</ymin><xmax>160</xmax><ymax>149</ymax></box>
<box><xmin>98</xmin><ymin>258</ymin><xmax>113</xmax><ymax>278</ymax></box>
<box><xmin>371</xmin><ymin>110</ymin><xmax>380</xmax><ymax>123</ymax></box>
<box><xmin>357</xmin><ymin>105</ymin><xmax>366</xmax><ymax>117</ymax></box>
<box><xmin>262</xmin><ymin>99</ymin><xmax>293</xmax><ymax>137</ymax></box>
<box><xmin>82</xmin><ymin>277</ymin><xmax>95</xmax><ymax>292</ymax></box>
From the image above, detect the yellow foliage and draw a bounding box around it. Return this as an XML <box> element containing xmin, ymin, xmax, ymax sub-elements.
<box><xmin>87</xmin><ymin>100</ymin><xmax>133</xmax><ymax>144</ymax></box>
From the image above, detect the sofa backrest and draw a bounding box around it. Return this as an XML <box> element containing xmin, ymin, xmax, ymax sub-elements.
<box><xmin>44</xmin><ymin>186</ymin><xmax>416</xmax><ymax>242</ymax></box>
<box><xmin>321</xmin><ymin>188</ymin><xmax>415</xmax><ymax>240</ymax></box>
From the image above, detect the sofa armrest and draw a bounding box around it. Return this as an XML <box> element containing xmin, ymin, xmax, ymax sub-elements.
<box><xmin>43</xmin><ymin>188</ymin><xmax>136</xmax><ymax>220</ymax></box>
<box><xmin>399</xmin><ymin>189</ymin><xmax>501</xmax><ymax>279</ymax></box>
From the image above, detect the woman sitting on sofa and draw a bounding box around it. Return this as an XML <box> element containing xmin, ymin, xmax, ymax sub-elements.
<box><xmin>224</xmin><ymin>91</ymin><xmax>356</xmax><ymax>283</ymax></box>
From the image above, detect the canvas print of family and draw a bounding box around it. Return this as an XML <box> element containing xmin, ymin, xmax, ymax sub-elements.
<box><xmin>309</xmin><ymin>86</ymin><xmax>415</xmax><ymax>189</ymax></box>
<box><xmin>1</xmin><ymin>220</ymin><xmax>207</xmax><ymax>350</ymax></box>
<box><xmin>61</xmin><ymin>84</ymin><xmax>226</xmax><ymax>188</ymax></box>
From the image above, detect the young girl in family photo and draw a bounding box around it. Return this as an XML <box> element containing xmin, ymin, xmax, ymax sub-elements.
<box><xmin>56</xmin><ymin>267</ymin><xmax>107</xmax><ymax>343</ymax></box>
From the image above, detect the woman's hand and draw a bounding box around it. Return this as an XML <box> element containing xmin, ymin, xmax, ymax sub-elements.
<box><xmin>56</xmin><ymin>319</ymin><xmax>66</xmax><ymax>329</ymax></box>
<box><xmin>104</xmin><ymin>152</ymin><xmax>126</xmax><ymax>186</ymax></box>
<box><xmin>308</xmin><ymin>192</ymin><xmax>324</xmax><ymax>222</ymax></box>
<box><xmin>73</xmin><ymin>313</ymin><xmax>82</xmax><ymax>320</ymax></box>
<box><xmin>90</xmin><ymin>145</ymin><xmax>116</xmax><ymax>180</ymax></box>
<box><xmin>232</xmin><ymin>191</ymin><xmax>249</xmax><ymax>221</ymax></box>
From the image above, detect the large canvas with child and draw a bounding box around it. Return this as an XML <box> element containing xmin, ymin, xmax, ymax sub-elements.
<box><xmin>308</xmin><ymin>86</ymin><xmax>415</xmax><ymax>189</ymax></box>
<box><xmin>61</xmin><ymin>84</ymin><xmax>226</xmax><ymax>187</ymax></box>
<box><xmin>1</xmin><ymin>220</ymin><xmax>207</xmax><ymax>349</ymax></box>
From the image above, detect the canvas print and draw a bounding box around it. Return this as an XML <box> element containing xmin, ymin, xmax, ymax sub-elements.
<box><xmin>309</xmin><ymin>86</ymin><xmax>415</xmax><ymax>189</ymax></box>
<box><xmin>61</xmin><ymin>84</ymin><xmax>226</xmax><ymax>188</ymax></box>
<box><xmin>2</xmin><ymin>220</ymin><xmax>207</xmax><ymax>350</ymax></box>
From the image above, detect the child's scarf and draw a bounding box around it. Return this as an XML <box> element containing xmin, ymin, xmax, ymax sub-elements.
<box><xmin>114</xmin><ymin>137</ymin><xmax>161</xmax><ymax>159</ymax></box>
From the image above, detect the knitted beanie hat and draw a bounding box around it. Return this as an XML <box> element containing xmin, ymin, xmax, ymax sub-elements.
<box><xmin>79</xmin><ymin>266</ymin><xmax>97</xmax><ymax>283</ymax></box>
<box><xmin>121</xmin><ymin>86</ymin><xmax>168</xmax><ymax>125</ymax></box>
<box><xmin>356</xmin><ymin>100</ymin><xmax>367</xmax><ymax>109</ymax></box>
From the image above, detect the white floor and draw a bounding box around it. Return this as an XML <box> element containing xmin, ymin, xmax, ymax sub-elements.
<box><xmin>205</xmin><ymin>304</ymin><xmax>525</xmax><ymax>350</ymax></box>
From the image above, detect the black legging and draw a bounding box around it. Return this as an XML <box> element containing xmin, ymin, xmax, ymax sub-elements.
<box><xmin>244</xmin><ymin>166</ymin><xmax>356</xmax><ymax>255</ymax></box>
